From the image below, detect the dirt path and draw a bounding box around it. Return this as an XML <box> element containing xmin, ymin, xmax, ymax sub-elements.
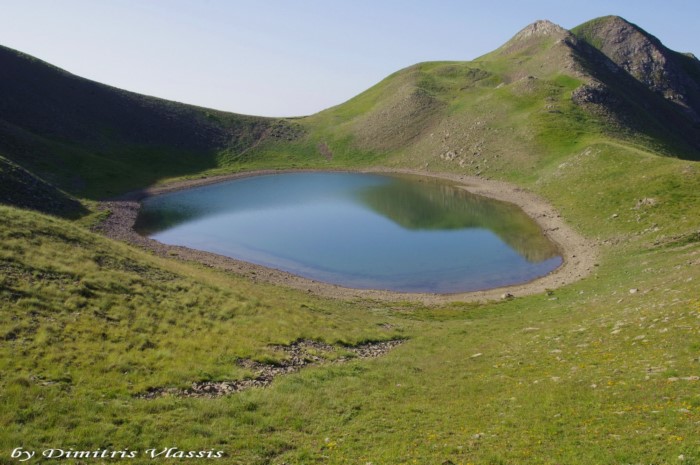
<box><xmin>95</xmin><ymin>168</ymin><xmax>598</xmax><ymax>305</ymax></box>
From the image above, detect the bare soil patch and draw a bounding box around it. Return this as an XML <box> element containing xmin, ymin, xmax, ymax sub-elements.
<box><xmin>138</xmin><ymin>339</ymin><xmax>404</xmax><ymax>399</ymax></box>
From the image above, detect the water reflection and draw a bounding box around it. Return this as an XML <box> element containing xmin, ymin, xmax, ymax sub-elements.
<box><xmin>359</xmin><ymin>176</ymin><xmax>559</xmax><ymax>262</ymax></box>
<box><xmin>134</xmin><ymin>204</ymin><xmax>201</xmax><ymax>235</ymax></box>
<box><xmin>134</xmin><ymin>172</ymin><xmax>562</xmax><ymax>293</ymax></box>
<box><xmin>134</xmin><ymin>173</ymin><xmax>384</xmax><ymax>235</ymax></box>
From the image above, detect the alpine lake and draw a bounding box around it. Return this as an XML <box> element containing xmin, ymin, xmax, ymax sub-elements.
<box><xmin>134</xmin><ymin>172</ymin><xmax>562</xmax><ymax>294</ymax></box>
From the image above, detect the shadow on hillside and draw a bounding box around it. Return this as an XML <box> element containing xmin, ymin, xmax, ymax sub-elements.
<box><xmin>0</xmin><ymin>45</ymin><xmax>274</xmax><ymax>200</ymax></box>
<box><xmin>0</xmin><ymin>156</ymin><xmax>87</xmax><ymax>219</ymax></box>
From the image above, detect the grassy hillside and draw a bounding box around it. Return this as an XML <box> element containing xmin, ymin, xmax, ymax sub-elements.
<box><xmin>0</xmin><ymin>45</ymin><xmax>303</xmax><ymax>200</ymax></box>
<box><xmin>2</xmin><ymin>141</ymin><xmax>698</xmax><ymax>463</ymax></box>
<box><xmin>1</xmin><ymin>15</ymin><xmax>700</xmax><ymax>465</ymax></box>
<box><xmin>0</xmin><ymin>155</ymin><xmax>86</xmax><ymax>218</ymax></box>
<box><xmin>229</xmin><ymin>19</ymin><xmax>700</xmax><ymax>183</ymax></box>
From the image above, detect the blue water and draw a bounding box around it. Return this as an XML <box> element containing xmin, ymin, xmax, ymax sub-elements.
<box><xmin>135</xmin><ymin>172</ymin><xmax>562</xmax><ymax>293</ymax></box>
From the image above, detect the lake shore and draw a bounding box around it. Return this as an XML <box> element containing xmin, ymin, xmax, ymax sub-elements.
<box><xmin>96</xmin><ymin>168</ymin><xmax>598</xmax><ymax>304</ymax></box>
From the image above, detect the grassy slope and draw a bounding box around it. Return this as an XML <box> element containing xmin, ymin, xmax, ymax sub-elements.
<box><xmin>0</xmin><ymin>44</ymin><xmax>280</xmax><ymax>200</ymax></box>
<box><xmin>2</xmin><ymin>146</ymin><xmax>698</xmax><ymax>464</ymax></box>
<box><xmin>1</xmin><ymin>21</ymin><xmax>700</xmax><ymax>465</ymax></box>
<box><xmin>0</xmin><ymin>205</ymin><xmax>403</xmax><ymax>457</ymax></box>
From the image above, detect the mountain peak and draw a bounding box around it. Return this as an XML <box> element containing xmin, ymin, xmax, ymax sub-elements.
<box><xmin>497</xmin><ymin>19</ymin><xmax>575</xmax><ymax>59</ymax></box>
<box><xmin>573</xmin><ymin>15</ymin><xmax>700</xmax><ymax>121</ymax></box>
<box><xmin>590</xmin><ymin>15</ymin><xmax>636</xmax><ymax>28</ymax></box>
<box><xmin>574</xmin><ymin>15</ymin><xmax>664</xmax><ymax>50</ymax></box>
<box><xmin>511</xmin><ymin>19</ymin><xmax>570</xmax><ymax>41</ymax></box>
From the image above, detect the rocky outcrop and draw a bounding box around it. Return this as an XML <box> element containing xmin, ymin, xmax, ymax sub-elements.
<box><xmin>571</xmin><ymin>81</ymin><xmax>619</xmax><ymax>106</ymax></box>
<box><xmin>573</xmin><ymin>16</ymin><xmax>700</xmax><ymax>122</ymax></box>
<box><xmin>138</xmin><ymin>339</ymin><xmax>404</xmax><ymax>398</ymax></box>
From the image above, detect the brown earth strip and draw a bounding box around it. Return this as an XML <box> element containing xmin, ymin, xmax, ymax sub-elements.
<box><xmin>94</xmin><ymin>168</ymin><xmax>598</xmax><ymax>304</ymax></box>
<box><xmin>138</xmin><ymin>339</ymin><xmax>404</xmax><ymax>399</ymax></box>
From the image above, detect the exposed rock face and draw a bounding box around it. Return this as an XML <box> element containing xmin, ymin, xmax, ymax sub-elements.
<box><xmin>573</xmin><ymin>16</ymin><xmax>700</xmax><ymax>122</ymax></box>
<box><xmin>571</xmin><ymin>81</ymin><xmax>616</xmax><ymax>105</ymax></box>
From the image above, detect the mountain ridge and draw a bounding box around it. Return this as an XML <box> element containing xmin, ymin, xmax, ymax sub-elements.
<box><xmin>0</xmin><ymin>15</ymin><xmax>699</xmax><ymax>215</ymax></box>
<box><xmin>0</xmin><ymin>44</ymin><xmax>305</xmax><ymax>200</ymax></box>
<box><xmin>572</xmin><ymin>15</ymin><xmax>700</xmax><ymax>122</ymax></box>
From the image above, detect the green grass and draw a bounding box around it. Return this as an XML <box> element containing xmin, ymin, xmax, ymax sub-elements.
<box><xmin>0</xmin><ymin>204</ymin><xmax>407</xmax><ymax>458</ymax></box>
<box><xmin>2</xmin><ymin>134</ymin><xmax>699</xmax><ymax>463</ymax></box>
<box><xmin>2</xmin><ymin>21</ymin><xmax>700</xmax><ymax>465</ymax></box>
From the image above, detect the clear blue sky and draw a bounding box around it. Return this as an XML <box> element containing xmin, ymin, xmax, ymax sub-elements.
<box><xmin>1</xmin><ymin>0</ymin><xmax>698</xmax><ymax>117</ymax></box>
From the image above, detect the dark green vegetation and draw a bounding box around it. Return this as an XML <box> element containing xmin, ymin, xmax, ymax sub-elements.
<box><xmin>1</xmin><ymin>15</ymin><xmax>699</xmax><ymax>464</ymax></box>
<box><xmin>0</xmin><ymin>45</ymin><xmax>301</xmax><ymax>199</ymax></box>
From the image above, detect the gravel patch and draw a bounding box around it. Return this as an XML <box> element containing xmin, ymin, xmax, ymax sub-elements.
<box><xmin>138</xmin><ymin>339</ymin><xmax>404</xmax><ymax>399</ymax></box>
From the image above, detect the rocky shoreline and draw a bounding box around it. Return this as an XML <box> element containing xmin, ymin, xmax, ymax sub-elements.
<box><xmin>94</xmin><ymin>168</ymin><xmax>598</xmax><ymax>304</ymax></box>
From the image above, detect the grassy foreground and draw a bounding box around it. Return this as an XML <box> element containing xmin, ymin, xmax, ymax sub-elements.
<box><xmin>2</xmin><ymin>138</ymin><xmax>699</xmax><ymax>464</ymax></box>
